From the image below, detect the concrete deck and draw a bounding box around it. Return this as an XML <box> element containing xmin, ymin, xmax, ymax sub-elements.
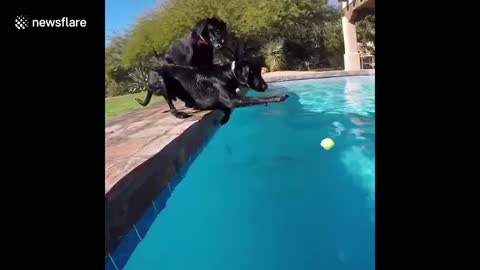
<box><xmin>105</xmin><ymin>104</ymin><xmax>211</xmax><ymax>194</ymax></box>
<box><xmin>104</xmin><ymin>69</ymin><xmax>374</xmax><ymax>255</ymax></box>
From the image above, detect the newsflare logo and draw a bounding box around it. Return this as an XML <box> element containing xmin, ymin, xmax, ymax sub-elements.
<box><xmin>15</xmin><ymin>15</ymin><xmax>29</xmax><ymax>30</ymax></box>
<box><xmin>15</xmin><ymin>15</ymin><xmax>87</xmax><ymax>30</ymax></box>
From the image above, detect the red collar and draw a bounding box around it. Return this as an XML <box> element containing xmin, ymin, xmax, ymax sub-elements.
<box><xmin>199</xmin><ymin>35</ymin><xmax>209</xmax><ymax>45</ymax></box>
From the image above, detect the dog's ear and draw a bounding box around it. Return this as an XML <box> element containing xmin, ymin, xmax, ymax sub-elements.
<box><xmin>193</xmin><ymin>19</ymin><xmax>208</xmax><ymax>37</ymax></box>
<box><xmin>208</xmin><ymin>17</ymin><xmax>227</xmax><ymax>30</ymax></box>
<box><xmin>234</xmin><ymin>61</ymin><xmax>250</xmax><ymax>85</ymax></box>
<box><xmin>208</xmin><ymin>17</ymin><xmax>220</xmax><ymax>24</ymax></box>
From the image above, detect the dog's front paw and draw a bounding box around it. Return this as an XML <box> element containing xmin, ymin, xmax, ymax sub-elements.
<box><xmin>277</xmin><ymin>95</ymin><xmax>289</xmax><ymax>102</ymax></box>
<box><xmin>173</xmin><ymin>111</ymin><xmax>191</xmax><ymax>119</ymax></box>
<box><xmin>220</xmin><ymin>114</ymin><xmax>231</xmax><ymax>125</ymax></box>
<box><xmin>220</xmin><ymin>117</ymin><xmax>229</xmax><ymax>125</ymax></box>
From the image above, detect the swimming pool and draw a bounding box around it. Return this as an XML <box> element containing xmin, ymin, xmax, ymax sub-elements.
<box><xmin>116</xmin><ymin>75</ymin><xmax>374</xmax><ymax>270</ymax></box>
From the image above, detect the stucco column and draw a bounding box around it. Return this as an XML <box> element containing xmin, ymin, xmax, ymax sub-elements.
<box><xmin>342</xmin><ymin>16</ymin><xmax>361</xmax><ymax>71</ymax></box>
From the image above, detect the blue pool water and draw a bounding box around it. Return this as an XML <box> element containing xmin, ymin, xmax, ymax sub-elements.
<box><xmin>124</xmin><ymin>76</ymin><xmax>375</xmax><ymax>270</ymax></box>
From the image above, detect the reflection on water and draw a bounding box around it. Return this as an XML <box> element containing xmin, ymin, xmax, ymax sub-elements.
<box><xmin>252</xmin><ymin>76</ymin><xmax>375</xmax><ymax>218</ymax></box>
<box><xmin>275</xmin><ymin>76</ymin><xmax>375</xmax><ymax>223</ymax></box>
<box><xmin>271</xmin><ymin>76</ymin><xmax>375</xmax><ymax>116</ymax></box>
<box><xmin>265</xmin><ymin>76</ymin><xmax>375</xmax><ymax>224</ymax></box>
<box><xmin>343</xmin><ymin>77</ymin><xmax>375</xmax><ymax>224</ymax></box>
<box><xmin>341</xmin><ymin>147</ymin><xmax>375</xmax><ymax>200</ymax></box>
<box><xmin>344</xmin><ymin>76</ymin><xmax>368</xmax><ymax>113</ymax></box>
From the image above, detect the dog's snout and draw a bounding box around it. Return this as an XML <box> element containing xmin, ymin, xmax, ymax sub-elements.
<box><xmin>261</xmin><ymin>82</ymin><xmax>268</xmax><ymax>91</ymax></box>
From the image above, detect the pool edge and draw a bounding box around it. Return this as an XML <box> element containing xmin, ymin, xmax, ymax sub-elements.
<box><xmin>263</xmin><ymin>69</ymin><xmax>375</xmax><ymax>83</ymax></box>
<box><xmin>105</xmin><ymin>109</ymin><xmax>224</xmax><ymax>260</ymax></box>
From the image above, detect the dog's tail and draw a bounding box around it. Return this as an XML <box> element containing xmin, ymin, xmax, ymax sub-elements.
<box><xmin>231</xmin><ymin>95</ymin><xmax>289</xmax><ymax>108</ymax></box>
<box><xmin>136</xmin><ymin>68</ymin><xmax>167</xmax><ymax>106</ymax></box>
<box><xmin>135</xmin><ymin>91</ymin><xmax>153</xmax><ymax>106</ymax></box>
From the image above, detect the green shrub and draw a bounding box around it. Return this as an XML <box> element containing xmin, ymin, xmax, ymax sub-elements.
<box><xmin>261</xmin><ymin>39</ymin><xmax>286</xmax><ymax>72</ymax></box>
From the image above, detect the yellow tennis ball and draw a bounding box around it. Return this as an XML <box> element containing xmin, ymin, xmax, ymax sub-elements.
<box><xmin>321</xmin><ymin>138</ymin><xmax>335</xmax><ymax>150</ymax></box>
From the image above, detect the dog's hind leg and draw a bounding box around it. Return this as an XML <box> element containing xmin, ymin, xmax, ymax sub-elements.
<box><xmin>214</xmin><ymin>91</ymin><xmax>234</xmax><ymax>125</ymax></box>
<box><xmin>165</xmin><ymin>90</ymin><xmax>191</xmax><ymax>119</ymax></box>
<box><xmin>148</xmin><ymin>67</ymin><xmax>190</xmax><ymax>118</ymax></box>
<box><xmin>231</xmin><ymin>95</ymin><xmax>289</xmax><ymax>108</ymax></box>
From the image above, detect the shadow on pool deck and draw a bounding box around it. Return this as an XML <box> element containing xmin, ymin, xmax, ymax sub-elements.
<box><xmin>104</xmin><ymin>69</ymin><xmax>374</xmax><ymax>256</ymax></box>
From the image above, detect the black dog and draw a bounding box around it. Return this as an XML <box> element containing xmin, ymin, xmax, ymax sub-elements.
<box><xmin>136</xmin><ymin>17</ymin><xmax>228</xmax><ymax>107</ymax></box>
<box><xmin>213</xmin><ymin>34</ymin><xmax>264</xmax><ymax>95</ymax></box>
<box><xmin>147</xmin><ymin>60</ymin><xmax>288</xmax><ymax>124</ymax></box>
<box><xmin>213</xmin><ymin>35</ymin><xmax>262</xmax><ymax>66</ymax></box>
<box><xmin>164</xmin><ymin>17</ymin><xmax>227</xmax><ymax>67</ymax></box>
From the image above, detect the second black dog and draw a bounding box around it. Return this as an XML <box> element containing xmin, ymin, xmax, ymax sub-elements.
<box><xmin>164</xmin><ymin>17</ymin><xmax>227</xmax><ymax>67</ymax></box>
<box><xmin>136</xmin><ymin>17</ymin><xmax>228</xmax><ymax>108</ymax></box>
<box><xmin>147</xmin><ymin>60</ymin><xmax>288</xmax><ymax>124</ymax></box>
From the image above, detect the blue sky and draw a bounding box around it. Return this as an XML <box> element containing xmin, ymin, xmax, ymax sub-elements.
<box><xmin>105</xmin><ymin>0</ymin><xmax>340</xmax><ymax>46</ymax></box>
<box><xmin>105</xmin><ymin>0</ymin><xmax>160</xmax><ymax>45</ymax></box>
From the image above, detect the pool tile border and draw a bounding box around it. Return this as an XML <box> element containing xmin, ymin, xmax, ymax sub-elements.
<box><xmin>105</xmin><ymin>109</ymin><xmax>224</xmax><ymax>257</ymax></box>
<box><xmin>105</xmin><ymin>120</ymin><xmax>218</xmax><ymax>269</ymax></box>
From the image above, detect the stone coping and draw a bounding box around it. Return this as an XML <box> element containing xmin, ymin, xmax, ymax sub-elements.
<box><xmin>104</xmin><ymin>69</ymin><xmax>375</xmax><ymax>256</ymax></box>
<box><xmin>262</xmin><ymin>69</ymin><xmax>374</xmax><ymax>82</ymax></box>
<box><xmin>105</xmin><ymin>104</ymin><xmax>213</xmax><ymax>194</ymax></box>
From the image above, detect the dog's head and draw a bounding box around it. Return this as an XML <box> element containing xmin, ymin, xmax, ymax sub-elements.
<box><xmin>213</xmin><ymin>36</ymin><xmax>263</xmax><ymax>66</ymax></box>
<box><xmin>194</xmin><ymin>17</ymin><xmax>227</xmax><ymax>48</ymax></box>
<box><xmin>232</xmin><ymin>60</ymin><xmax>268</xmax><ymax>92</ymax></box>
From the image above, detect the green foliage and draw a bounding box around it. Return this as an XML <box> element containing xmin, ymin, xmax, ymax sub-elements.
<box><xmin>106</xmin><ymin>31</ymin><xmax>161</xmax><ymax>96</ymax></box>
<box><xmin>105</xmin><ymin>32</ymin><xmax>129</xmax><ymax>96</ymax></box>
<box><xmin>356</xmin><ymin>15</ymin><xmax>375</xmax><ymax>55</ymax></box>
<box><xmin>105</xmin><ymin>0</ymin><xmax>373</xmax><ymax>96</ymax></box>
<box><xmin>122</xmin><ymin>0</ymin><xmax>228</xmax><ymax>65</ymax></box>
<box><xmin>120</xmin><ymin>0</ymin><xmax>339</xmax><ymax>66</ymax></box>
<box><xmin>106</xmin><ymin>80</ymin><xmax>130</xmax><ymax>97</ymax></box>
<box><xmin>105</xmin><ymin>33</ymin><xmax>127</xmax><ymax>68</ymax></box>
<box><xmin>127</xmin><ymin>58</ymin><xmax>151</xmax><ymax>94</ymax></box>
<box><xmin>261</xmin><ymin>39</ymin><xmax>286</xmax><ymax>72</ymax></box>
<box><xmin>323</xmin><ymin>19</ymin><xmax>344</xmax><ymax>69</ymax></box>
